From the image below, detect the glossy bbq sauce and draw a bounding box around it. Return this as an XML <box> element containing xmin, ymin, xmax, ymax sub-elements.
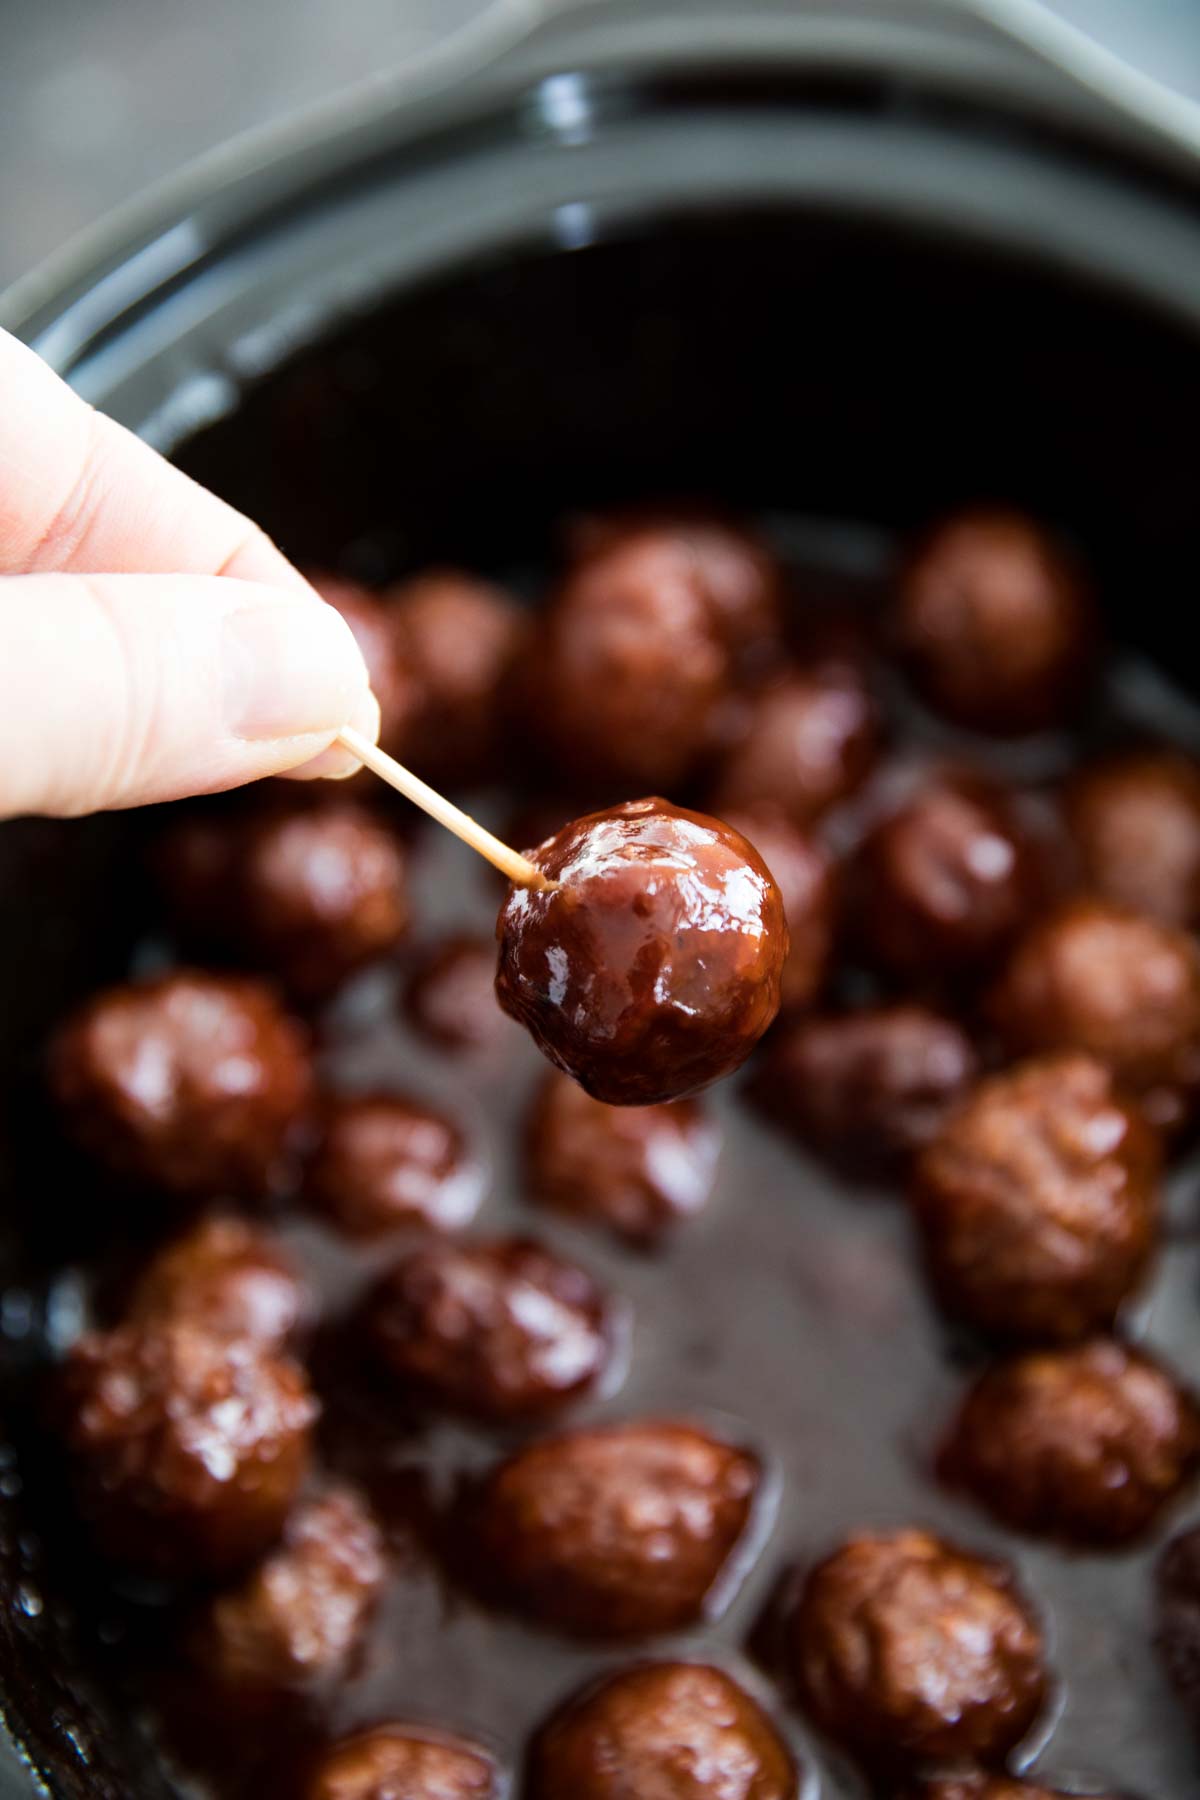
<box><xmin>12</xmin><ymin>522</ymin><xmax>1200</xmax><ymax>1800</ymax></box>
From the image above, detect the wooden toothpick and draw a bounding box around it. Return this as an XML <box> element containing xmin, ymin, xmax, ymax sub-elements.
<box><xmin>336</xmin><ymin>726</ymin><xmax>555</xmax><ymax>891</ymax></box>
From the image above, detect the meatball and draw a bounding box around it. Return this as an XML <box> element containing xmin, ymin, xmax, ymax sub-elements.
<box><xmin>713</xmin><ymin>664</ymin><xmax>878</xmax><ymax>826</ymax></box>
<box><xmin>368</xmin><ymin>1237</ymin><xmax>613</xmax><ymax>1422</ymax></box>
<box><xmin>793</xmin><ymin>1529</ymin><xmax>1046</xmax><ymax>1771</ymax></box>
<box><xmin>191</xmin><ymin>1488</ymin><xmax>384</xmax><ymax>1699</ymax></box>
<box><xmin>306</xmin><ymin>1727</ymin><xmax>497</xmax><ymax>1800</ymax></box>
<box><xmin>1065</xmin><ymin>748</ymin><xmax>1200</xmax><ymax>928</ymax></box>
<box><xmin>386</xmin><ymin>568</ymin><xmax>528</xmax><ymax>785</ymax></box>
<box><xmin>911</xmin><ymin>1054</ymin><xmax>1160</xmax><ymax>1342</ymax></box>
<box><xmin>894</xmin><ymin>508</ymin><xmax>1094</xmax><ymax>733</ymax></box>
<box><xmin>237</xmin><ymin>802</ymin><xmax>410</xmax><ymax>999</ymax></box>
<box><xmin>940</xmin><ymin>1339</ymin><xmax>1200</xmax><ymax>1545</ymax></box>
<box><xmin>404</xmin><ymin>933</ymin><xmax>512</xmax><ymax>1052</ymax></box>
<box><xmin>856</xmin><ymin>776</ymin><xmax>1042</xmax><ymax>980</ymax></box>
<box><xmin>752</xmin><ymin>1004</ymin><xmax>978</xmax><ymax>1173</ymax></box>
<box><xmin>305</xmin><ymin>1093</ymin><xmax>483</xmax><ymax>1237</ymax></box>
<box><xmin>1156</xmin><ymin>1525</ymin><xmax>1200</xmax><ymax>1733</ymax></box>
<box><xmin>49</xmin><ymin>970</ymin><xmax>311</xmax><ymax>1198</ymax></box>
<box><xmin>989</xmin><ymin>898</ymin><xmax>1200</xmax><ymax>1131</ymax></box>
<box><xmin>308</xmin><ymin>572</ymin><xmax>411</xmax><ymax>757</ymax></box>
<box><xmin>130</xmin><ymin>1215</ymin><xmax>307</xmax><ymax>1350</ymax></box>
<box><xmin>56</xmin><ymin>1321</ymin><xmax>315</xmax><ymax>1576</ymax></box>
<box><xmin>473</xmin><ymin>1419</ymin><xmax>759</xmax><ymax>1636</ymax></box>
<box><xmin>524</xmin><ymin>1068</ymin><xmax>720</xmax><ymax>1247</ymax></box>
<box><xmin>527</xmin><ymin>1662</ymin><xmax>797</xmax><ymax>1800</ymax></box>
<box><xmin>721</xmin><ymin>808</ymin><xmax>836</xmax><ymax>1012</ymax></box>
<box><xmin>495</xmin><ymin>799</ymin><xmax>787</xmax><ymax>1106</ymax></box>
<box><xmin>525</xmin><ymin>532</ymin><xmax>735</xmax><ymax>789</ymax></box>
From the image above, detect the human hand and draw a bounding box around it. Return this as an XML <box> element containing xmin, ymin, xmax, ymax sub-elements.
<box><xmin>0</xmin><ymin>328</ymin><xmax>379</xmax><ymax>819</ymax></box>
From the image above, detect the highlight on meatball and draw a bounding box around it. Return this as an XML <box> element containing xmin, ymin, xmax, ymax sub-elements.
<box><xmin>911</xmin><ymin>1054</ymin><xmax>1160</xmax><ymax>1342</ymax></box>
<box><xmin>49</xmin><ymin>970</ymin><xmax>312</xmax><ymax>1198</ymax></box>
<box><xmin>527</xmin><ymin>1661</ymin><xmax>798</xmax><ymax>1800</ymax></box>
<box><xmin>472</xmin><ymin>1419</ymin><xmax>760</xmax><ymax>1637</ymax></box>
<box><xmin>305</xmin><ymin>1726</ymin><xmax>498</xmax><ymax>1800</ymax></box>
<box><xmin>1065</xmin><ymin>747</ymin><xmax>1200</xmax><ymax>928</ymax></box>
<box><xmin>713</xmin><ymin>662</ymin><xmax>879</xmax><ymax>826</ymax></box>
<box><xmin>988</xmin><ymin>898</ymin><xmax>1200</xmax><ymax>1132</ymax></box>
<box><xmin>751</xmin><ymin>1003</ymin><xmax>978</xmax><ymax>1174</ymax></box>
<box><xmin>792</xmin><ymin>1528</ymin><xmax>1046</xmax><ymax>1771</ymax></box>
<box><xmin>894</xmin><ymin>507</ymin><xmax>1094</xmax><ymax>734</ymax></box>
<box><xmin>495</xmin><ymin>799</ymin><xmax>787</xmax><ymax>1106</ymax></box>
<box><xmin>368</xmin><ymin>1237</ymin><xmax>614</xmax><ymax>1422</ymax></box>
<box><xmin>524</xmin><ymin>1068</ymin><xmax>720</xmax><ymax>1246</ymax></box>
<box><xmin>190</xmin><ymin>1487</ymin><xmax>384</xmax><ymax>1700</ymax></box>
<box><xmin>719</xmin><ymin>807</ymin><xmax>836</xmax><ymax>1013</ymax></box>
<box><xmin>305</xmin><ymin>1092</ymin><xmax>484</xmax><ymax>1237</ymax></box>
<box><xmin>56</xmin><ymin>1321</ymin><xmax>315</xmax><ymax>1576</ymax></box>
<box><xmin>940</xmin><ymin>1339</ymin><xmax>1200</xmax><ymax>1545</ymax></box>
<box><xmin>130</xmin><ymin>1215</ymin><xmax>307</xmax><ymax>1351</ymax></box>
<box><xmin>404</xmin><ymin>932</ymin><xmax>513</xmax><ymax>1052</ymax></box>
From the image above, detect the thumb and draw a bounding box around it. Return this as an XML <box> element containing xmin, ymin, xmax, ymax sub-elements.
<box><xmin>0</xmin><ymin>572</ymin><xmax>380</xmax><ymax>819</ymax></box>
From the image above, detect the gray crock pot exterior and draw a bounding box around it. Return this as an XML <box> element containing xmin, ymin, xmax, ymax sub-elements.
<box><xmin>2</xmin><ymin>2</ymin><xmax>1200</xmax><ymax>1793</ymax></box>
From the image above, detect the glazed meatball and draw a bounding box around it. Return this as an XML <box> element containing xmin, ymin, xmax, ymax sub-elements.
<box><xmin>527</xmin><ymin>1662</ymin><xmax>797</xmax><ymax>1800</ymax></box>
<box><xmin>305</xmin><ymin>1093</ymin><xmax>483</xmax><ymax>1237</ymax></box>
<box><xmin>894</xmin><ymin>508</ymin><xmax>1094</xmax><ymax>733</ymax></box>
<box><xmin>721</xmin><ymin>808</ymin><xmax>836</xmax><ymax>1012</ymax></box>
<box><xmin>495</xmin><ymin>799</ymin><xmax>787</xmax><ymax>1106</ymax></box>
<box><xmin>989</xmin><ymin>899</ymin><xmax>1200</xmax><ymax>1132</ymax></box>
<box><xmin>911</xmin><ymin>1054</ymin><xmax>1160</xmax><ymax>1342</ymax></box>
<box><xmin>526</xmin><ymin>532</ymin><xmax>735</xmax><ymax>790</ymax></box>
<box><xmin>404</xmin><ymin>933</ymin><xmax>512</xmax><ymax>1052</ymax></box>
<box><xmin>308</xmin><ymin>572</ymin><xmax>412</xmax><ymax>757</ymax></box>
<box><xmin>1066</xmin><ymin>748</ymin><xmax>1200</xmax><ymax>928</ymax></box>
<box><xmin>49</xmin><ymin>971</ymin><xmax>311</xmax><ymax>1197</ymax></box>
<box><xmin>130</xmin><ymin>1216</ymin><xmax>306</xmax><ymax>1350</ymax></box>
<box><xmin>386</xmin><ymin>568</ymin><xmax>528</xmax><ymax>785</ymax></box>
<box><xmin>793</xmin><ymin>1529</ymin><xmax>1046</xmax><ymax>1771</ymax></box>
<box><xmin>905</xmin><ymin>1779</ymin><xmax>1121</xmax><ymax>1800</ymax></box>
<box><xmin>856</xmin><ymin>776</ymin><xmax>1042</xmax><ymax>980</ymax></box>
<box><xmin>524</xmin><ymin>1068</ymin><xmax>720</xmax><ymax>1246</ymax></box>
<box><xmin>713</xmin><ymin>663</ymin><xmax>878</xmax><ymax>826</ymax></box>
<box><xmin>752</xmin><ymin>1004</ymin><xmax>978</xmax><ymax>1173</ymax></box>
<box><xmin>940</xmin><ymin>1339</ymin><xmax>1200</xmax><ymax>1546</ymax></box>
<box><xmin>237</xmin><ymin>802</ymin><xmax>410</xmax><ymax>999</ymax></box>
<box><xmin>368</xmin><ymin>1237</ymin><xmax>613</xmax><ymax>1422</ymax></box>
<box><xmin>191</xmin><ymin>1488</ymin><xmax>384</xmax><ymax>1699</ymax></box>
<box><xmin>57</xmin><ymin>1321</ymin><xmax>315</xmax><ymax>1576</ymax></box>
<box><xmin>306</xmin><ymin>1727</ymin><xmax>497</xmax><ymax>1800</ymax></box>
<box><xmin>473</xmin><ymin>1419</ymin><xmax>759</xmax><ymax>1636</ymax></box>
<box><xmin>1156</xmin><ymin>1525</ymin><xmax>1200</xmax><ymax>1734</ymax></box>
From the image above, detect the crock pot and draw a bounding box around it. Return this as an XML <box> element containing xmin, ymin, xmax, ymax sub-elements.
<box><xmin>3</xmin><ymin>2</ymin><xmax>1200</xmax><ymax>1793</ymax></box>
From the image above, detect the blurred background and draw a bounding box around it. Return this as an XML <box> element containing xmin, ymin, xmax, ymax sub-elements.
<box><xmin>0</xmin><ymin>0</ymin><xmax>1197</xmax><ymax>293</ymax></box>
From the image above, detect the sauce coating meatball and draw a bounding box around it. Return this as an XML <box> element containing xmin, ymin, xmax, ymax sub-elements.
<box><xmin>911</xmin><ymin>1054</ymin><xmax>1160</xmax><ymax>1342</ymax></box>
<box><xmin>793</xmin><ymin>1529</ymin><xmax>1046</xmax><ymax>1771</ymax></box>
<box><xmin>940</xmin><ymin>1339</ymin><xmax>1200</xmax><ymax>1546</ymax></box>
<box><xmin>306</xmin><ymin>1727</ymin><xmax>498</xmax><ymax>1800</ymax></box>
<box><xmin>386</xmin><ymin>569</ymin><xmax>528</xmax><ymax>786</ymax></box>
<box><xmin>713</xmin><ymin>664</ymin><xmax>878</xmax><ymax>826</ymax></box>
<box><xmin>191</xmin><ymin>1488</ymin><xmax>384</xmax><ymax>1700</ymax></box>
<box><xmin>495</xmin><ymin>799</ymin><xmax>787</xmax><ymax>1106</ymax></box>
<box><xmin>1156</xmin><ymin>1525</ymin><xmax>1200</xmax><ymax>1736</ymax></box>
<box><xmin>752</xmin><ymin>1004</ymin><xmax>978</xmax><ymax>1174</ymax></box>
<box><xmin>308</xmin><ymin>573</ymin><xmax>411</xmax><ymax>757</ymax></box>
<box><xmin>989</xmin><ymin>899</ymin><xmax>1200</xmax><ymax>1131</ymax></box>
<box><xmin>894</xmin><ymin>508</ymin><xmax>1094</xmax><ymax>734</ymax></box>
<box><xmin>1065</xmin><ymin>748</ymin><xmax>1200</xmax><ymax>928</ymax></box>
<box><xmin>473</xmin><ymin>1419</ymin><xmax>759</xmax><ymax>1636</ymax></box>
<box><xmin>856</xmin><ymin>776</ymin><xmax>1042</xmax><ymax>980</ymax></box>
<box><xmin>130</xmin><ymin>1216</ymin><xmax>306</xmax><ymax>1350</ymax></box>
<box><xmin>527</xmin><ymin>1662</ymin><xmax>797</xmax><ymax>1800</ymax></box>
<box><xmin>524</xmin><ymin>1068</ymin><xmax>720</xmax><ymax>1246</ymax></box>
<box><xmin>305</xmin><ymin>1093</ymin><xmax>483</xmax><ymax>1237</ymax></box>
<box><xmin>368</xmin><ymin>1237</ymin><xmax>613</xmax><ymax>1421</ymax></box>
<box><xmin>404</xmin><ymin>933</ymin><xmax>512</xmax><ymax>1052</ymax></box>
<box><xmin>720</xmin><ymin>808</ymin><xmax>836</xmax><ymax>1012</ymax></box>
<box><xmin>49</xmin><ymin>971</ymin><xmax>311</xmax><ymax>1198</ymax></box>
<box><xmin>56</xmin><ymin>1321</ymin><xmax>315</xmax><ymax>1576</ymax></box>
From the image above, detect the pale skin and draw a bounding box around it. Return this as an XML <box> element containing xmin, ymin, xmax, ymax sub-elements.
<box><xmin>0</xmin><ymin>326</ymin><xmax>380</xmax><ymax>819</ymax></box>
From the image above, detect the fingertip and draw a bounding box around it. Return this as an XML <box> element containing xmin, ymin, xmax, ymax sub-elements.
<box><xmin>280</xmin><ymin>688</ymin><xmax>383</xmax><ymax>783</ymax></box>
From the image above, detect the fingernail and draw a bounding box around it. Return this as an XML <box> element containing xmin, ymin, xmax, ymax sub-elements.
<box><xmin>286</xmin><ymin>689</ymin><xmax>382</xmax><ymax>781</ymax></box>
<box><xmin>222</xmin><ymin>599</ymin><xmax>368</xmax><ymax>741</ymax></box>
